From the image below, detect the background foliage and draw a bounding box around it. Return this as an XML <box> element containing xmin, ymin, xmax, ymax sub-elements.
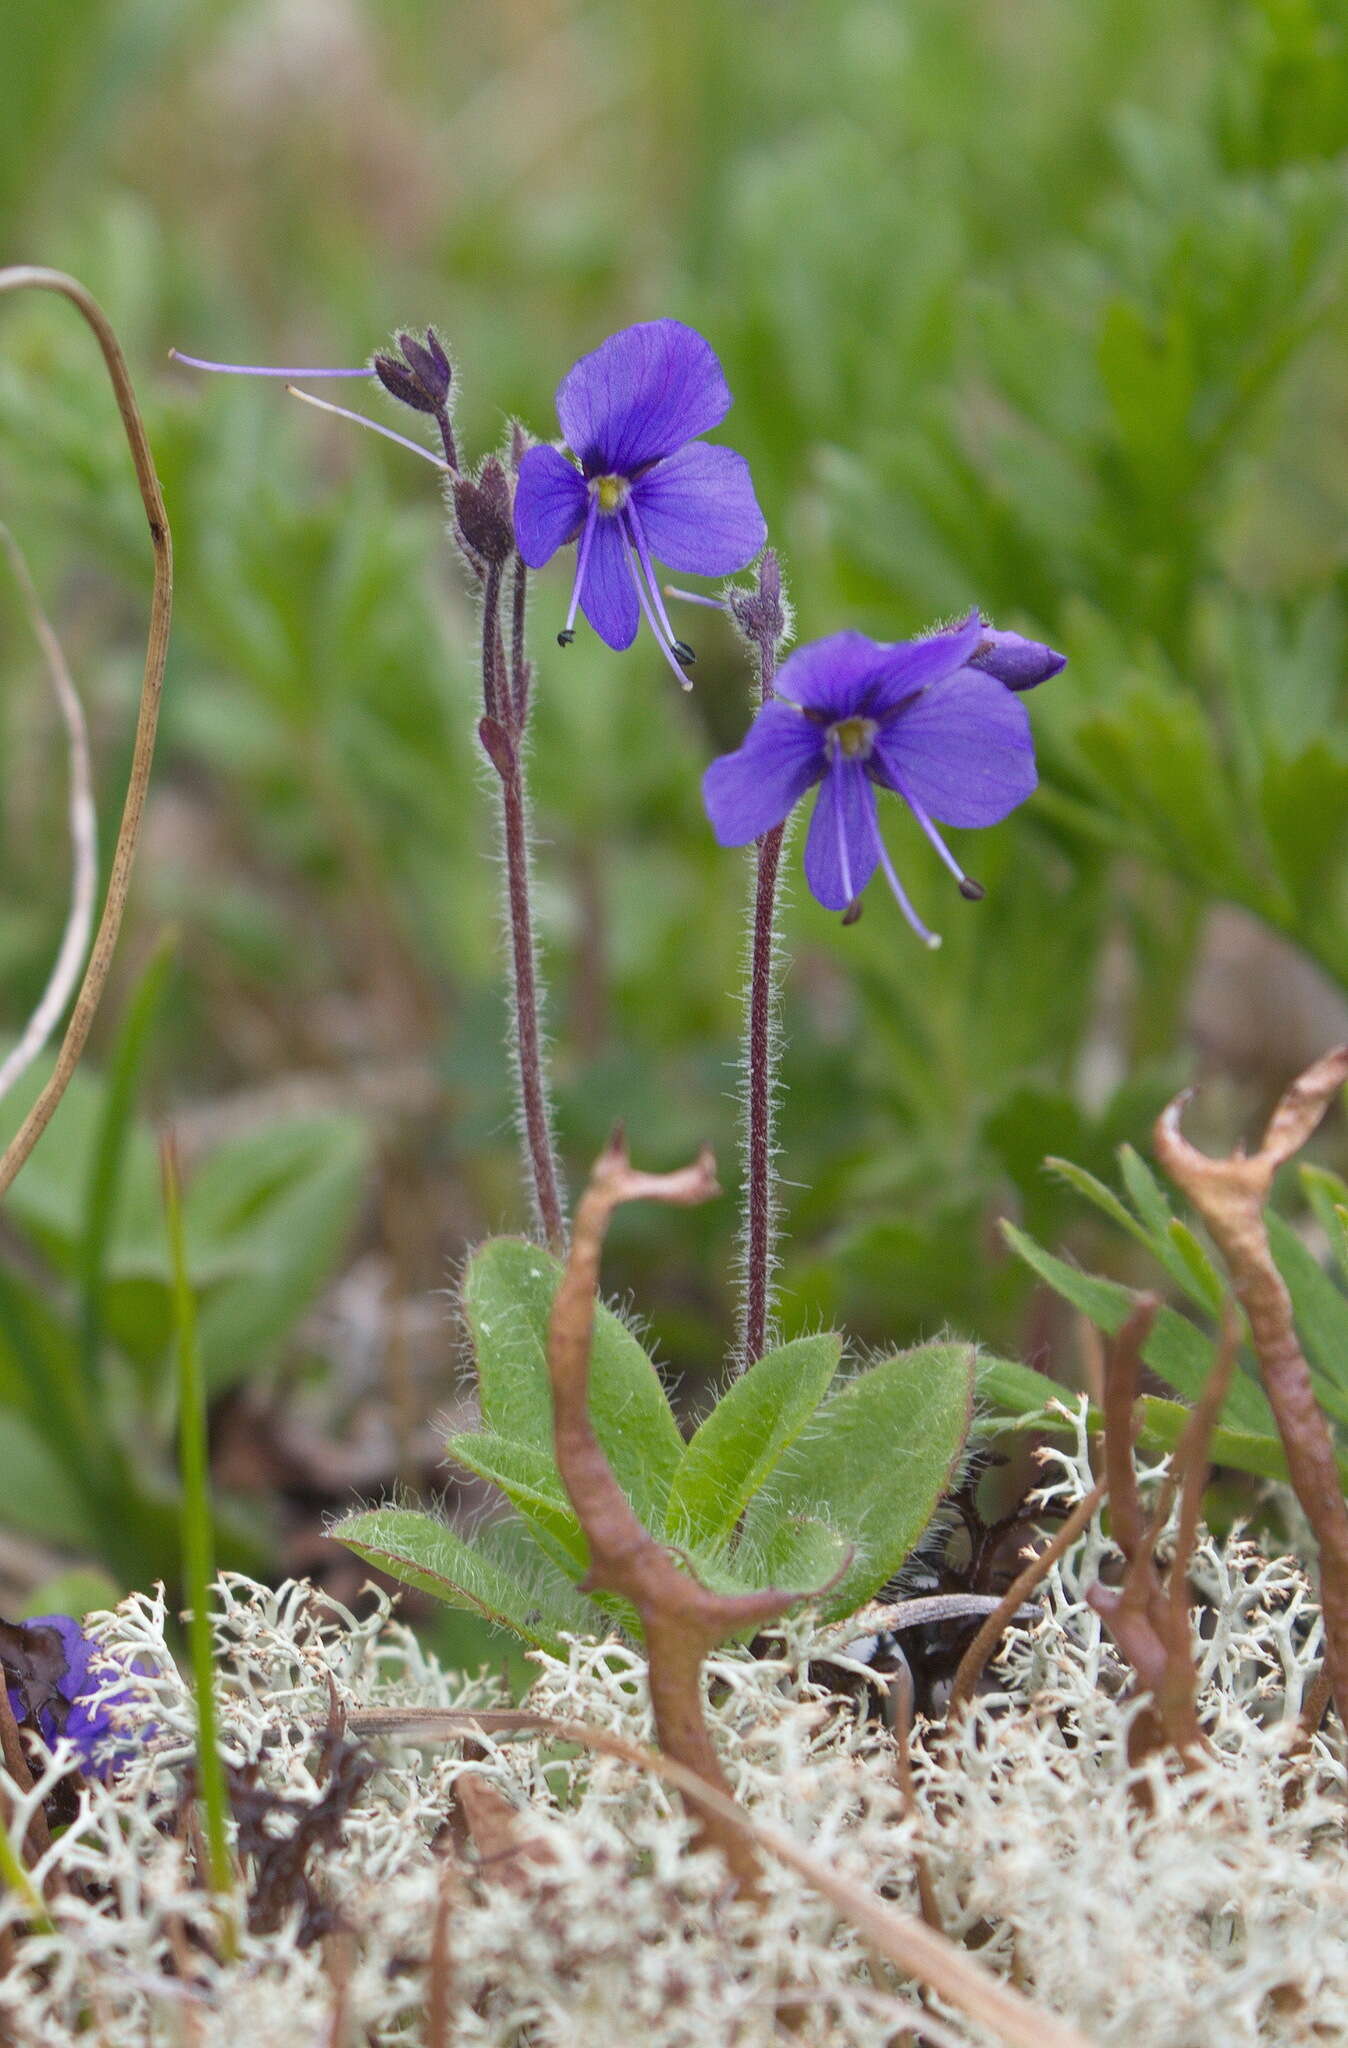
<box><xmin>2</xmin><ymin>0</ymin><xmax>1347</xmax><ymax>1615</ymax></box>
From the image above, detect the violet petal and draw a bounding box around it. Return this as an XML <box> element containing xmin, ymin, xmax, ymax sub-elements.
<box><xmin>630</xmin><ymin>443</ymin><xmax>766</xmax><ymax>575</ymax></box>
<box><xmin>869</xmin><ymin>612</ymin><xmax>984</xmax><ymax>718</ymax></box>
<box><xmin>804</xmin><ymin>761</ymin><xmax>881</xmax><ymax>910</ymax></box>
<box><xmin>774</xmin><ymin>630</ymin><xmax>889</xmax><ymax>716</ymax></box>
<box><xmin>702</xmin><ymin>703</ymin><xmax>824</xmax><ymax>845</ymax></box>
<box><xmin>876</xmin><ymin>667</ymin><xmax>1037</xmax><ymax>827</ymax></box>
<box><xmin>513</xmin><ymin>445</ymin><xmax>587</xmax><ymax>567</ymax></box>
<box><xmin>579</xmin><ymin>516</ymin><xmax>640</xmax><ymax>649</ymax></box>
<box><xmin>556</xmin><ymin>320</ymin><xmax>732</xmax><ymax>476</ymax></box>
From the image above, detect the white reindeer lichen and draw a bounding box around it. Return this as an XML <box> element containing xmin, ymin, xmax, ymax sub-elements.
<box><xmin>1</xmin><ymin>1447</ymin><xmax>1344</xmax><ymax>2047</ymax></box>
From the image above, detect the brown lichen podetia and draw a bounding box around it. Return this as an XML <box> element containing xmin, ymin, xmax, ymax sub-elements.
<box><xmin>1154</xmin><ymin>1045</ymin><xmax>1348</xmax><ymax>1729</ymax></box>
<box><xmin>544</xmin><ymin>1131</ymin><xmax>803</xmax><ymax>1893</ymax></box>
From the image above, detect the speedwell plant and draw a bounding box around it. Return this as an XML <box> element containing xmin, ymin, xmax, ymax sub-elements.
<box><xmin>177</xmin><ymin>317</ymin><xmax>1062</xmax><ymax>1655</ymax></box>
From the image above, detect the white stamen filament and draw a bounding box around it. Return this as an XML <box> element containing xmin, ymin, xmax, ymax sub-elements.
<box><xmin>623</xmin><ymin>539</ymin><xmax>697</xmax><ymax>690</ymax></box>
<box><xmin>833</xmin><ymin>773</ymin><xmax>856</xmax><ymax>905</ymax></box>
<box><xmin>169</xmin><ymin>349</ymin><xmax>371</xmax><ymax>377</ymax></box>
<box><xmin>565</xmin><ymin>500</ymin><xmax>601</xmax><ymax>635</ymax></box>
<box><xmin>625</xmin><ymin>500</ymin><xmax>686</xmax><ymax>654</ymax></box>
<box><xmin>663</xmin><ymin>584</ymin><xmax>728</xmax><ymax>612</ymax></box>
<box><xmin>903</xmin><ymin>790</ymin><xmax>975</xmax><ymax>890</ymax></box>
<box><xmin>871</xmin><ymin>807</ymin><xmax>942</xmax><ymax>949</ymax></box>
<box><xmin>283</xmin><ymin>386</ymin><xmax>449</xmax><ymax>469</ymax></box>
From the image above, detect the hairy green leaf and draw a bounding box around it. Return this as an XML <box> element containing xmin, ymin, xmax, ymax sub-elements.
<box><xmin>334</xmin><ymin>1505</ymin><xmax>594</xmax><ymax>1654</ymax></box>
<box><xmin>461</xmin><ymin>1238</ymin><xmax>685</xmax><ymax>1526</ymax></box>
<box><xmin>663</xmin><ymin>1333</ymin><xmax>842</xmax><ymax>1548</ymax></box>
<box><xmin>446</xmin><ymin>1430</ymin><xmax>587</xmax><ymax>1576</ymax></box>
<box><xmin>742</xmin><ymin>1343</ymin><xmax>975</xmax><ymax>1622</ymax></box>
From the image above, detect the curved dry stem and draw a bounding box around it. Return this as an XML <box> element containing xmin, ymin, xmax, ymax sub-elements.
<box><xmin>948</xmin><ymin>1479</ymin><xmax>1108</xmax><ymax>1717</ymax></box>
<box><xmin>1154</xmin><ymin>1050</ymin><xmax>1348</xmax><ymax>1726</ymax></box>
<box><xmin>342</xmin><ymin>1703</ymin><xmax>1095</xmax><ymax>2048</ymax></box>
<box><xmin>0</xmin><ymin>524</ymin><xmax>97</xmax><ymax>1103</ymax></box>
<box><xmin>0</xmin><ymin>268</ymin><xmax>172</xmax><ymax>1199</ymax></box>
<box><xmin>549</xmin><ymin>1134</ymin><xmax>804</xmax><ymax>1890</ymax></box>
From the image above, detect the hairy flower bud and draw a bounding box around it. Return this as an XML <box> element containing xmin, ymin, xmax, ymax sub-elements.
<box><xmin>373</xmin><ymin>327</ymin><xmax>453</xmax><ymax>415</ymax></box>
<box><xmin>455</xmin><ymin>458</ymin><xmax>516</xmax><ymax>567</ymax></box>
<box><xmin>478</xmin><ymin>714</ymin><xmax>514</xmax><ymax>777</ymax></box>
<box><xmin>729</xmin><ymin>548</ymin><xmax>787</xmax><ymax>652</ymax></box>
<box><xmin>969</xmin><ymin>625</ymin><xmax>1066</xmax><ymax>691</ymax></box>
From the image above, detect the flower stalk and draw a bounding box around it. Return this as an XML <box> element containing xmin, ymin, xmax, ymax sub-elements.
<box><xmin>731</xmin><ymin>554</ymin><xmax>789</xmax><ymax>1366</ymax></box>
<box><xmin>473</xmin><ymin>546</ymin><xmax>565</xmax><ymax>1252</ymax></box>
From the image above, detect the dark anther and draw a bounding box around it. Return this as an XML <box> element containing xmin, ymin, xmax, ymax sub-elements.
<box><xmin>842</xmin><ymin>898</ymin><xmax>864</xmax><ymax>926</ymax></box>
<box><xmin>557</xmin><ymin>629</ymin><xmax>575</xmax><ymax>647</ymax></box>
<box><xmin>672</xmin><ymin>640</ymin><xmax>697</xmax><ymax>668</ymax></box>
<box><xmin>958</xmin><ymin>877</ymin><xmax>986</xmax><ymax>902</ymax></box>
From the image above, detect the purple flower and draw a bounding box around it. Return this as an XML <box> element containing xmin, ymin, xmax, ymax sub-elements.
<box><xmin>2</xmin><ymin>1614</ymin><xmax>150</xmax><ymax>1779</ymax></box>
<box><xmin>968</xmin><ymin>625</ymin><xmax>1065</xmax><ymax>691</ymax></box>
<box><xmin>702</xmin><ymin>613</ymin><xmax>1050</xmax><ymax>945</ymax></box>
<box><xmin>513</xmin><ymin>319</ymin><xmax>766</xmax><ymax>686</ymax></box>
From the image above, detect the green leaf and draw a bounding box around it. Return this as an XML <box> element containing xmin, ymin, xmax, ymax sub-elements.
<box><xmin>1260</xmin><ymin>742</ymin><xmax>1348</xmax><ymax>915</ymax></box>
<box><xmin>1164</xmin><ymin>1219</ymin><xmax>1226</xmax><ymax>1315</ymax></box>
<box><xmin>1072</xmin><ymin>686</ymin><xmax>1249</xmax><ymax>896</ymax></box>
<box><xmin>460</xmin><ymin>1238</ymin><xmax>685</xmax><ymax>1527</ymax></box>
<box><xmin>1045</xmin><ymin>1150</ymin><xmax>1224</xmax><ymax>1316</ymax></box>
<box><xmin>742</xmin><ymin>1343</ymin><xmax>975</xmax><ymax>1622</ymax></box>
<box><xmin>1267</xmin><ymin>1212</ymin><xmax>1348</xmax><ymax>1413</ymax></box>
<box><xmin>975</xmin><ymin>1350</ymin><xmax>1071</xmax><ymax>1425</ymax></box>
<box><xmin>1302</xmin><ymin>1166</ymin><xmax>1348</xmax><ymax>1285</ymax></box>
<box><xmin>19</xmin><ymin>1568</ymin><xmax>120</xmax><ymax>1623</ymax></box>
<box><xmin>1003</xmin><ymin>1220</ymin><xmax>1274</xmax><ymax>1434</ymax></box>
<box><xmin>79</xmin><ymin>936</ymin><xmax>176</xmax><ymax>1400</ymax></box>
<box><xmin>1126</xmin><ymin>1396</ymin><xmax>1318</xmax><ymax>1490</ymax></box>
<box><xmin>334</xmin><ymin>1505</ymin><xmax>595</xmax><ymax>1654</ymax></box>
<box><xmin>0</xmin><ymin>1052</ymin><xmax>368</xmax><ymax>1394</ymax></box>
<box><xmin>1044</xmin><ymin>1155</ymin><xmax>1149</xmax><ymax>1246</ymax></box>
<box><xmin>974</xmin><ymin>1355</ymin><xmax>1322</xmax><ymax>1490</ymax></box>
<box><xmin>735</xmin><ymin>1514</ymin><xmax>852</xmax><ymax>1600</ymax></box>
<box><xmin>0</xmin><ymin>1411</ymin><xmax>98</xmax><ymax>1549</ymax></box>
<box><xmin>446</xmin><ymin>1430</ymin><xmax>587</xmax><ymax>1575</ymax></box>
<box><xmin>663</xmin><ymin>1333</ymin><xmax>842</xmax><ymax>1548</ymax></box>
<box><xmin>1118</xmin><ymin>1146</ymin><xmax>1224</xmax><ymax>1312</ymax></box>
<box><xmin>1115</xmin><ymin>1144</ymin><xmax>1171</xmax><ymax>1238</ymax></box>
<box><xmin>188</xmin><ymin>1115</ymin><xmax>369</xmax><ymax>1391</ymax></box>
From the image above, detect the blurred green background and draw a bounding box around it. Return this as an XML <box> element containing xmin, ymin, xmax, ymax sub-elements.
<box><xmin>3</xmin><ymin>0</ymin><xmax>1348</xmax><ymax>1616</ymax></box>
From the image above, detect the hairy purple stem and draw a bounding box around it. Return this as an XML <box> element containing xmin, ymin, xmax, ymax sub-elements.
<box><xmin>740</xmin><ymin>588</ymin><xmax>784</xmax><ymax>1367</ymax></box>
<box><xmin>431</xmin><ymin>402</ymin><xmax>459</xmax><ymax>475</ymax></box>
<box><xmin>480</xmin><ymin>567</ymin><xmax>565</xmax><ymax>1251</ymax></box>
<box><xmin>510</xmin><ymin>553</ymin><xmax>530</xmax><ymax>726</ymax></box>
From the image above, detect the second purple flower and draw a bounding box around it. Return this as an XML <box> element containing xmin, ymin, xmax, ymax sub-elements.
<box><xmin>703</xmin><ymin>614</ymin><xmax>1059</xmax><ymax>946</ymax></box>
<box><xmin>513</xmin><ymin>319</ymin><xmax>766</xmax><ymax>685</ymax></box>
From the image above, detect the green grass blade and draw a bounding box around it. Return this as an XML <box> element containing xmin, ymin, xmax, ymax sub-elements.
<box><xmin>162</xmin><ymin>1133</ymin><xmax>232</xmax><ymax>1903</ymax></box>
<box><xmin>79</xmin><ymin>932</ymin><xmax>176</xmax><ymax>1393</ymax></box>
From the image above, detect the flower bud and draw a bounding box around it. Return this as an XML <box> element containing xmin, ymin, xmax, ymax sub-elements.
<box><xmin>969</xmin><ymin>626</ymin><xmax>1065</xmax><ymax>691</ymax></box>
<box><xmin>729</xmin><ymin>547</ymin><xmax>787</xmax><ymax>651</ymax></box>
<box><xmin>373</xmin><ymin>327</ymin><xmax>453</xmax><ymax>415</ymax></box>
<box><xmin>454</xmin><ymin>458</ymin><xmax>516</xmax><ymax>567</ymax></box>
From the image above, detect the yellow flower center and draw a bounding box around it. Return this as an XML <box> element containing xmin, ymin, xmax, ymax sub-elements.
<box><xmin>593</xmin><ymin>474</ymin><xmax>628</xmax><ymax>514</ymax></box>
<box><xmin>828</xmin><ymin>715</ymin><xmax>877</xmax><ymax>761</ymax></box>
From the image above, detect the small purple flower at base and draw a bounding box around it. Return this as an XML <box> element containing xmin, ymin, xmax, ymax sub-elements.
<box><xmin>2</xmin><ymin>1614</ymin><xmax>153</xmax><ymax>1780</ymax></box>
<box><xmin>513</xmin><ymin>320</ymin><xmax>767</xmax><ymax>687</ymax></box>
<box><xmin>702</xmin><ymin>613</ymin><xmax>1054</xmax><ymax>945</ymax></box>
<box><xmin>968</xmin><ymin>624</ymin><xmax>1066</xmax><ymax>691</ymax></box>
